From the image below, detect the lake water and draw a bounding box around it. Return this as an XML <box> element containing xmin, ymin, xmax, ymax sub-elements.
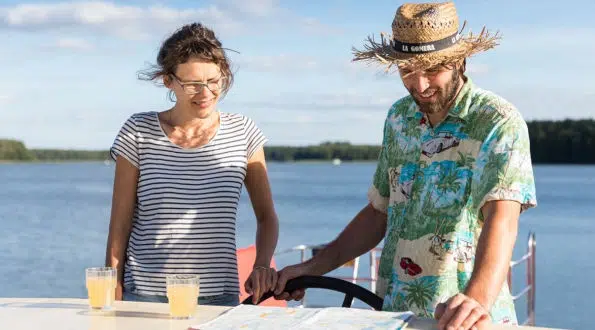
<box><xmin>0</xmin><ymin>162</ymin><xmax>592</xmax><ymax>329</ymax></box>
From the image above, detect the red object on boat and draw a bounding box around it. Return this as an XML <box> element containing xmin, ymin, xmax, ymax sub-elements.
<box><xmin>236</xmin><ymin>245</ymin><xmax>287</xmax><ymax>307</ymax></box>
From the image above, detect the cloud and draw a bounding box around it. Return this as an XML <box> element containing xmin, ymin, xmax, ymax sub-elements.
<box><xmin>299</xmin><ymin>17</ymin><xmax>345</xmax><ymax>36</ymax></box>
<box><xmin>235</xmin><ymin>54</ymin><xmax>320</xmax><ymax>72</ymax></box>
<box><xmin>0</xmin><ymin>94</ymin><xmax>10</xmax><ymax>105</ymax></box>
<box><xmin>499</xmin><ymin>87</ymin><xmax>595</xmax><ymax>120</ymax></box>
<box><xmin>215</xmin><ymin>0</ymin><xmax>278</xmax><ymax>17</ymax></box>
<box><xmin>499</xmin><ymin>27</ymin><xmax>595</xmax><ymax>52</ymax></box>
<box><xmin>258</xmin><ymin>114</ymin><xmax>317</xmax><ymax>124</ymax></box>
<box><xmin>48</xmin><ymin>37</ymin><xmax>94</xmax><ymax>51</ymax></box>
<box><xmin>0</xmin><ymin>2</ymin><xmax>239</xmax><ymax>39</ymax></box>
<box><xmin>232</xmin><ymin>80</ymin><xmax>595</xmax><ymax>123</ymax></box>
<box><xmin>216</xmin><ymin>0</ymin><xmax>343</xmax><ymax>35</ymax></box>
<box><xmin>233</xmin><ymin>53</ymin><xmax>382</xmax><ymax>78</ymax></box>
<box><xmin>0</xmin><ymin>1</ymin><xmax>340</xmax><ymax>41</ymax></box>
<box><xmin>466</xmin><ymin>63</ymin><xmax>489</xmax><ymax>74</ymax></box>
<box><xmin>251</xmin><ymin>109</ymin><xmax>387</xmax><ymax>146</ymax></box>
<box><xmin>483</xmin><ymin>26</ymin><xmax>595</xmax><ymax>74</ymax></box>
<box><xmin>229</xmin><ymin>90</ymin><xmax>400</xmax><ymax>112</ymax></box>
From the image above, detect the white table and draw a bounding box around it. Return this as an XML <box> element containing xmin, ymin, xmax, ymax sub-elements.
<box><xmin>0</xmin><ymin>298</ymin><xmax>565</xmax><ymax>330</ymax></box>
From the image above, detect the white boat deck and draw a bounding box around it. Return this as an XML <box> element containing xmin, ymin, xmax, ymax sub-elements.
<box><xmin>0</xmin><ymin>298</ymin><xmax>565</xmax><ymax>330</ymax></box>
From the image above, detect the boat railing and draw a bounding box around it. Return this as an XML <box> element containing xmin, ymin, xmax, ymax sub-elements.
<box><xmin>508</xmin><ymin>232</ymin><xmax>536</xmax><ymax>326</ymax></box>
<box><xmin>274</xmin><ymin>232</ymin><xmax>536</xmax><ymax>326</ymax></box>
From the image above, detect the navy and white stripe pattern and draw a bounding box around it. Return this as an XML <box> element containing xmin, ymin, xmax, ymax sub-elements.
<box><xmin>110</xmin><ymin>111</ymin><xmax>267</xmax><ymax>297</ymax></box>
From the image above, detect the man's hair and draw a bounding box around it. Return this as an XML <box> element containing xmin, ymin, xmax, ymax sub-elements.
<box><xmin>460</xmin><ymin>59</ymin><xmax>467</xmax><ymax>75</ymax></box>
<box><xmin>438</xmin><ymin>58</ymin><xmax>466</xmax><ymax>74</ymax></box>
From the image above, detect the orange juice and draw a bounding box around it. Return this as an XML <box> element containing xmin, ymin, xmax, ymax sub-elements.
<box><xmin>166</xmin><ymin>284</ymin><xmax>199</xmax><ymax>318</ymax></box>
<box><xmin>166</xmin><ymin>274</ymin><xmax>200</xmax><ymax>319</ymax></box>
<box><xmin>85</xmin><ymin>267</ymin><xmax>116</xmax><ymax>310</ymax></box>
<box><xmin>86</xmin><ymin>277</ymin><xmax>116</xmax><ymax>309</ymax></box>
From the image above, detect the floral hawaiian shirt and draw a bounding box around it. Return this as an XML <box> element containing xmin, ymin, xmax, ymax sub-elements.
<box><xmin>367</xmin><ymin>77</ymin><xmax>537</xmax><ymax>324</ymax></box>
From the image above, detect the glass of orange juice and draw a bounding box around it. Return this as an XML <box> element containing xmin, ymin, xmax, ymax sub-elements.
<box><xmin>85</xmin><ymin>267</ymin><xmax>116</xmax><ymax>311</ymax></box>
<box><xmin>166</xmin><ymin>274</ymin><xmax>199</xmax><ymax>319</ymax></box>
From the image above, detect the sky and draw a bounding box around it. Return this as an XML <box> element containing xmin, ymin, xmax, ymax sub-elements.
<box><xmin>1</xmin><ymin>0</ymin><xmax>594</xmax><ymax>149</ymax></box>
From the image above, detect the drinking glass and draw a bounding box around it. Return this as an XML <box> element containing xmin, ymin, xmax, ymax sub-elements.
<box><xmin>85</xmin><ymin>267</ymin><xmax>117</xmax><ymax>311</ymax></box>
<box><xmin>166</xmin><ymin>274</ymin><xmax>200</xmax><ymax>319</ymax></box>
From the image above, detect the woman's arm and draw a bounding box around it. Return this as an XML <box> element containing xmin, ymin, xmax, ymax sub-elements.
<box><xmin>243</xmin><ymin>147</ymin><xmax>280</xmax><ymax>302</ymax></box>
<box><xmin>105</xmin><ymin>156</ymin><xmax>139</xmax><ymax>300</ymax></box>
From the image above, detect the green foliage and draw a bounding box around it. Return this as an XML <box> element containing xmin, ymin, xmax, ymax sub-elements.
<box><xmin>0</xmin><ymin>139</ymin><xmax>35</xmax><ymax>161</ymax></box>
<box><xmin>527</xmin><ymin>119</ymin><xmax>595</xmax><ymax>164</ymax></box>
<box><xmin>31</xmin><ymin>149</ymin><xmax>110</xmax><ymax>161</ymax></box>
<box><xmin>264</xmin><ymin>141</ymin><xmax>382</xmax><ymax>162</ymax></box>
<box><xmin>0</xmin><ymin>140</ymin><xmax>109</xmax><ymax>161</ymax></box>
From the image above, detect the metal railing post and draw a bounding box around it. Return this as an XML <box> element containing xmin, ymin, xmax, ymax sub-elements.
<box><xmin>528</xmin><ymin>232</ymin><xmax>536</xmax><ymax>326</ymax></box>
<box><xmin>507</xmin><ymin>268</ymin><xmax>512</xmax><ymax>293</ymax></box>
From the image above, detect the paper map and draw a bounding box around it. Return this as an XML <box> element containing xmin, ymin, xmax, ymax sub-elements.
<box><xmin>192</xmin><ymin>305</ymin><xmax>414</xmax><ymax>330</ymax></box>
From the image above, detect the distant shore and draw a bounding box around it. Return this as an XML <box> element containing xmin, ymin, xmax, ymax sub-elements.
<box><xmin>2</xmin><ymin>160</ymin><xmax>593</xmax><ymax>166</ymax></box>
<box><xmin>2</xmin><ymin>118</ymin><xmax>595</xmax><ymax>164</ymax></box>
<box><xmin>0</xmin><ymin>158</ymin><xmax>377</xmax><ymax>165</ymax></box>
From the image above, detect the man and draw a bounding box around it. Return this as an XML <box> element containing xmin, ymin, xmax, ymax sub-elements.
<box><xmin>274</xmin><ymin>2</ymin><xmax>537</xmax><ymax>330</ymax></box>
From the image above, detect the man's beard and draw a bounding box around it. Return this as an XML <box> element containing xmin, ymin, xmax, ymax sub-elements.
<box><xmin>409</xmin><ymin>69</ymin><xmax>461</xmax><ymax>114</ymax></box>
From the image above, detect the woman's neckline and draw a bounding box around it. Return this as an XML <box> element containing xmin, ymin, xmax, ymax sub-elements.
<box><xmin>153</xmin><ymin>111</ymin><xmax>223</xmax><ymax>151</ymax></box>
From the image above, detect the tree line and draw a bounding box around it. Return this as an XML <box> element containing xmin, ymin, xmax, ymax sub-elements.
<box><xmin>0</xmin><ymin>140</ymin><xmax>109</xmax><ymax>162</ymax></box>
<box><xmin>1</xmin><ymin>119</ymin><xmax>594</xmax><ymax>163</ymax></box>
<box><xmin>527</xmin><ymin>119</ymin><xmax>595</xmax><ymax>164</ymax></box>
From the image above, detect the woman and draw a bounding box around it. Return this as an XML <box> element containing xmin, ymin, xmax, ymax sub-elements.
<box><xmin>105</xmin><ymin>22</ymin><xmax>279</xmax><ymax>306</ymax></box>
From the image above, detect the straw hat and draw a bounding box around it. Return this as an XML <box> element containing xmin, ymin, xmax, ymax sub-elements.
<box><xmin>352</xmin><ymin>1</ymin><xmax>501</xmax><ymax>72</ymax></box>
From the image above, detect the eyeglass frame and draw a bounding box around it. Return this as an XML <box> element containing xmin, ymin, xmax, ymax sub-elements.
<box><xmin>170</xmin><ymin>74</ymin><xmax>226</xmax><ymax>95</ymax></box>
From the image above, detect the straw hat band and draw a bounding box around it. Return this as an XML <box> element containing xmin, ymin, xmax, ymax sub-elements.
<box><xmin>351</xmin><ymin>2</ymin><xmax>501</xmax><ymax>72</ymax></box>
<box><xmin>393</xmin><ymin>32</ymin><xmax>461</xmax><ymax>54</ymax></box>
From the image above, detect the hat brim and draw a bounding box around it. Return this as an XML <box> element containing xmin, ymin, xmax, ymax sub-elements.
<box><xmin>352</xmin><ymin>27</ymin><xmax>501</xmax><ymax>72</ymax></box>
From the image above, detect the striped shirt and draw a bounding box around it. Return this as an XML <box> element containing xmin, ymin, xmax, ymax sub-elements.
<box><xmin>109</xmin><ymin>111</ymin><xmax>267</xmax><ymax>297</ymax></box>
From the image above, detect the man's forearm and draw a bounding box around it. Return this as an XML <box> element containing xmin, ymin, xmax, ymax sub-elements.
<box><xmin>465</xmin><ymin>214</ymin><xmax>518</xmax><ymax>310</ymax></box>
<box><xmin>305</xmin><ymin>204</ymin><xmax>387</xmax><ymax>276</ymax></box>
<box><xmin>254</xmin><ymin>215</ymin><xmax>279</xmax><ymax>268</ymax></box>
